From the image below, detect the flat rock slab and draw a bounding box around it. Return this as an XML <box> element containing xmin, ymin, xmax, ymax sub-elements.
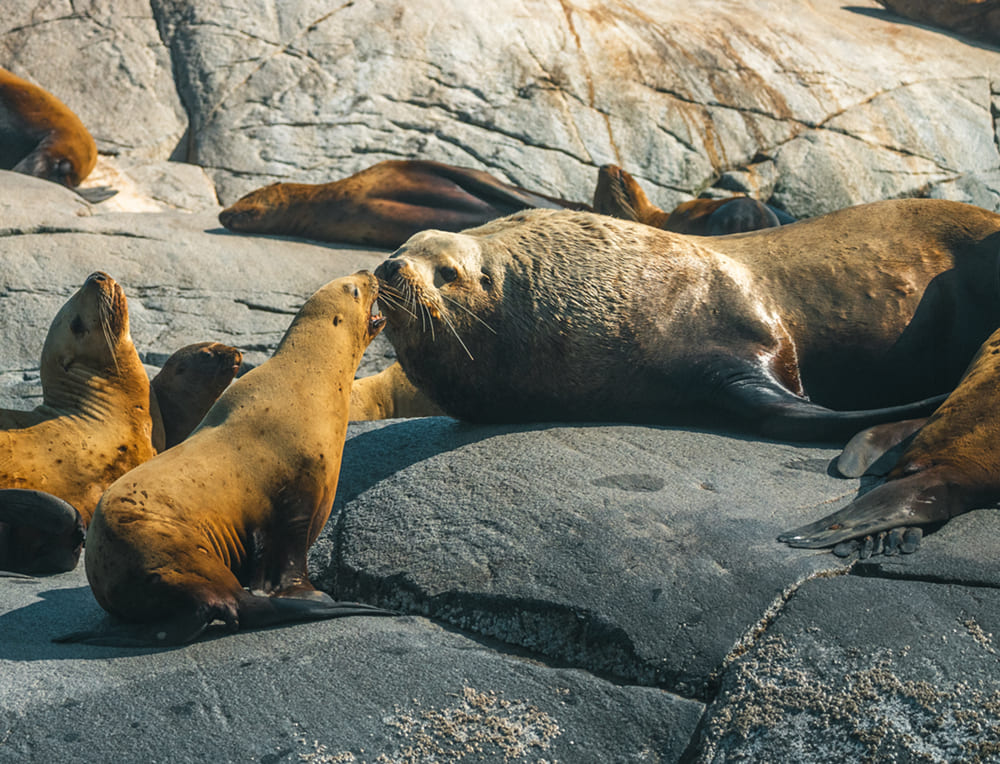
<box><xmin>0</xmin><ymin>171</ymin><xmax>396</xmax><ymax>409</ymax></box>
<box><xmin>0</xmin><ymin>566</ymin><xmax>703</xmax><ymax>763</ymax></box>
<box><xmin>313</xmin><ymin>419</ymin><xmax>855</xmax><ymax>699</ymax></box>
<box><xmin>697</xmin><ymin>574</ymin><xmax>1000</xmax><ymax>761</ymax></box>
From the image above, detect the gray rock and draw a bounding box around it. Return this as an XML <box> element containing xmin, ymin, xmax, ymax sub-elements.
<box><xmin>0</xmin><ymin>170</ymin><xmax>393</xmax><ymax>410</ymax></box>
<box><xmin>696</xmin><ymin>574</ymin><xmax>1000</xmax><ymax>761</ymax></box>
<box><xmin>0</xmin><ymin>1</ymin><xmax>186</xmax><ymax>160</ymax></box>
<box><xmin>314</xmin><ymin>418</ymin><xmax>851</xmax><ymax>699</ymax></box>
<box><xmin>0</xmin><ymin>566</ymin><xmax>704</xmax><ymax>764</ymax></box>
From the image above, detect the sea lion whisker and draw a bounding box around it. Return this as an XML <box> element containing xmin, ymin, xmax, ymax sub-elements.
<box><xmin>377</xmin><ymin>292</ymin><xmax>418</xmax><ymax>320</ymax></box>
<box><xmin>440</xmin><ymin>294</ymin><xmax>497</xmax><ymax>335</ymax></box>
<box><xmin>98</xmin><ymin>298</ymin><xmax>121</xmax><ymax>374</ymax></box>
<box><xmin>438</xmin><ymin>310</ymin><xmax>475</xmax><ymax>361</ymax></box>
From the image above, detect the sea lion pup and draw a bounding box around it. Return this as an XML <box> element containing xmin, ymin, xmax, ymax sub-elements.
<box><xmin>780</xmin><ymin>326</ymin><xmax>1000</xmax><ymax>557</ymax></box>
<box><xmin>58</xmin><ymin>272</ymin><xmax>392</xmax><ymax>646</ymax></box>
<box><xmin>0</xmin><ymin>67</ymin><xmax>114</xmax><ymax>202</ymax></box>
<box><xmin>219</xmin><ymin>159</ymin><xmax>589</xmax><ymax>249</ymax></box>
<box><xmin>592</xmin><ymin>163</ymin><xmax>793</xmax><ymax>235</ymax></box>
<box><xmin>0</xmin><ymin>272</ymin><xmax>155</xmax><ymax>574</ymax></box>
<box><xmin>374</xmin><ymin>200</ymin><xmax>1000</xmax><ymax>441</ymax></box>
<box><xmin>149</xmin><ymin>342</ymin><xmax>243</xmax><ymax>451</ymax></box>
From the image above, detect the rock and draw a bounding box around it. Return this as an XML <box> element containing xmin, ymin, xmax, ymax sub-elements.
<box><xmin>0</xmin><ymin>1</ymin><xmax>186</xmax><ymax>160</ymax></box>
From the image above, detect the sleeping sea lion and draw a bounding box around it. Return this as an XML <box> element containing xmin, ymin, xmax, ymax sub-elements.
<box><xmin>0</xmin><ymin>272</ymin><xmax>155</xmax><ymax>574</ymax></box>
<box><xmin>371</xmin><ymin>200</ymin><xmax>1000</xmax><ymax>442</ymax></box>
<box><xmin>218</xmin><ymin>159</ymin><xmax>588</xmax><ymax>249</ymax></box>
<box><xmin>0</xmin><ymin>67</ymin><xmax>114</xmax><ymax>201</ymax></box>
<box><xmin>780</xmin><ymin>326</ymin><xmax>1000</xmax><ymax>557</ymax></box>
<box><xmin>57</xmin><ymin>272</ymin><xmax>392</xmax><ymax>645</ymax></box>
<box><xmin>592</xmin><ymin>163</ymin><xmax>793</xmax><ymax>235</ymax></box>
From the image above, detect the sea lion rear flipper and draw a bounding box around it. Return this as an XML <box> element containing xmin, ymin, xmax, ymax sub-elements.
<box><xmin>236</xmin><ymin>591</ymin><xmax>396</xmax><ymax>629</ymax></box>
<box><xmin>835</xmin><ymin>418</ymin><xmax>928</xmax><ymax>478</ymax></box>
<box><xmin>777</xmin><ymin>467</ymin><xmax>969</xmax><ymax>552</ymax></box>
<box><xmin>75</xmin><ymin>185</ymin><xmax>118</xmax><ymax>204</ymax></box>
<box><xmin>0</xmin><ymin>489</ymin><xmax>82</xmax><ymax>532</ymax></box>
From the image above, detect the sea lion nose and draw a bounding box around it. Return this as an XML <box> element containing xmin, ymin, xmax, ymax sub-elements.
<box><xmin>376</xmin><ymin>258</ymin><xmax>403</xmax><ymax>280</ymax></box>
<box><xmin>85</xmin><ymin>271</ymin><xmax>110</xmax><ymax>285</ymax></box>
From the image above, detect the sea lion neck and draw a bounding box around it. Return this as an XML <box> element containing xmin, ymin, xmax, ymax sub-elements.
<box><xmin>41</xmin><ymin>361</ymin><xmax>151</xmax><ymax>421</ymax></box>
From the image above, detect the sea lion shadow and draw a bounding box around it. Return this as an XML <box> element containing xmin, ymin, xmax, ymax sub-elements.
<box><xmin>0</xmin><ymin>584</ymin><xmax>157</xmax><ymax>661</ymax></box>
<box><xmin>204</xmin><ymin>226</ymin><xmax>388</xmax><ymax>253</ymax></box>
<box><xmin>841</xmin><ymin>6</ymin><xmax>998</xmax><ymax>53</ymax></box>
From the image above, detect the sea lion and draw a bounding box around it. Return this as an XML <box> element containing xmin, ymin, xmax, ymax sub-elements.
<box><xmin>150</xmin><ymin>342</ymin><xmax>243</xmax><ymax>451</ymax></box>
<box><xmin>57</xmin><ymin>272</ymin><xmax>392</xmax><ymax>646</ymax></box>
<box><xmin>372</xmin><ymin>200</ymin><xmax>1000</xmax><ymax>441</ymax></box>
<box><xmin>0</xmin><ymin>67</ymin><xmax>98</xmax><ymax>191</ymax></box>
<box><xmin>218</xmin><ymin>159</ymin><xmax>588</xmax><ymax>249</ymax></box>
<box><xmin>592</xmin><ymin>163</ymin><xmax>793</xmax><ymax>235</ymax></box>
<box><xmin>0</xmin><ymin>272</ymin><xmax>155</xmax><ymax>574</ymax></box>
<box><xmin>349</xmin><ymin>360</ymin><xmax>443</xmax><ymax>420</ymax></box>
<box><xmin>780</xmin><ymin>325</ymin><xmax>1000</xmax><ymax>557</ymax></box>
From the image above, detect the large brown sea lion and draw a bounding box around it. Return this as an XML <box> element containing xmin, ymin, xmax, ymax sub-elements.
<box><xmin>57</xmin><ymin>272</ymin><xmax>392</xmax><ymax>646</ymax></box>
<box><xmin>372</xmin><ymin>200</ymin><xmax>1000</xmax><ymax>441</ymax></box>
<box><xmin>218</xmin><ymin>159</ymin><xmax>588</xmax><ymax>249</ymax></box>
<box><xmin>780</xmin><ymin>325</ymin><xmax>1000</xmax><ymax>557</ymax></box>
<box><xmin>592</xmin><ymin>163</ymin><xmax>794</xmax><ymax>235</ymax></box>
<box><xmin>0</xmin><ymin>272</ymin><xmax>155</xmax><ymax>573</ymax></box>
<box><xmin>0</xmin><ymin>67</ymin><xmax>99</xmax><ymax>191</ymax></box>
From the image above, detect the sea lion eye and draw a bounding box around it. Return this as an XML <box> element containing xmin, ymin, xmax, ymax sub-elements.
<box><xmin>480</xmin><ymin>271</ymin><xmax>493</xmax><ymax>289</ymax></box>
<box><xmin>353</xmin><ymin>286</ymin><xmax>361</xmax><ymax>299</ymax></box>
<box><xmin>70</xmin><ymin>316</ymin><xmax>86</xmax><ymax>335</ymax></box>
<box><xmin>438</xmin><ymin>266</ymin><xmax>458</xmax><ymax>284</ymax></box>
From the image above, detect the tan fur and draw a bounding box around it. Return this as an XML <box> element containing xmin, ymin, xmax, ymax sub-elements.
<box><xmin>0</xmin><ymin>273</ymin><xmax>154</xmax><ymax>525</ymax></box>
<box><xmin>84</xmin><ymin>273</ymin><xmax>384</xmax><ymax>635</ymax></box>
<box><xmin>349</xmin><ymin>361</ymin><xmax>442</xmax><ymax>420</ymax></box>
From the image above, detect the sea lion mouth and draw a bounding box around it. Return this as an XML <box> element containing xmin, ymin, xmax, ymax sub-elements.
<box><xmin>368</xmin><ymin>284</ymin><xmax>386</xmax><ymax>337</ymax></box>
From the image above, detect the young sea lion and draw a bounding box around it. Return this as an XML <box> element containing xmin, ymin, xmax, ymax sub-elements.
<box><xmin>371</xmin><ymin>200</ymin><xmax>1000</xmax><ymax>442</ymax></box>
<box><xmin>218</xmin><ymin>159</ymin><xmax>588</xmax><ymax>249</ymax></box>
<box><xmin>149</xmin><ymin>342</ymin><xmax>243</xmax><ymax>451</ymax></box>
<box><xmin>592</xmin><ymin>163</ymin><xmax>793</xmax><ymax>235</ymax></box>
<box><xmin>780</xmin><ymin>326</ymin><xmax>1000</xmax><ymax>557</ymax></box>
<box><xmin>58</xmin><ymin>272</ymin><xmax>392</xmax><ymax>646</ymax></box>
<box><xmin>0</xmin><ymin>272</ymin><xmax>155</xmax><ymax>574</ymax></box>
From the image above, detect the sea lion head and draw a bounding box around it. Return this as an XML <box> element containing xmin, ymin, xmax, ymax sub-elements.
<box><xmin>0</xmin><ymin>490</ymin><xmax>85</xmax><ymax>574</ymax></box>
<box><xmin>219</xmin><ymin>183</ymin><xmax>295</xmax><ymax>235</ymax></box>
<box><xmin>293</xmin><ymin>270</ymin><xmax>386</xmax><ymax>346</ymax></box>
<box><xmin>374</xmin><ymin>227</ymin><xmax>506</xmax><ymax>360</ymax></box>
<box><xmin>40</xmin><ymin>272</ymin><xmax>134</xmax><ymax>395</ymax></box>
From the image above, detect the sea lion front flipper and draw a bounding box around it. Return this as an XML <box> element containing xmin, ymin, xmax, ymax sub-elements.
<box><xmin>777</xmin><ymin>468</ymin><xmax>968</xmax><ymax>551</ymax></box>
<box><xmin>835</xmin><ymin>418</ymin><xmax>928</xmax><ymax>478</ymax></box>
<box><xmin>235</xmin><ymin>591</ymin><xmax>396</xmax><ymax>630</ymax></box>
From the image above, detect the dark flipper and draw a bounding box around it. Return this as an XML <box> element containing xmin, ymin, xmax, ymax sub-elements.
<box><xmin>75</xmin><ymin>185</ymin><xmax>118</xmax><ymax>204</ymax></box>
<box><xmin>778</xmin><ymin>468</ymin><xmax>969</xmax><ymax>550</ymax></box>
<box><xmin>710</xmin><ymin>360</ymin><xmax>947</xmax><ymax>443</ymax></box>
<box><xmin>0</xmin><ymin>490</ymin><xmax>85</xmax><ymax>574</ymax></box>
<box><xmin>835</xmin><ymin>418</ymin><xmax>928</xmax><ymax>478</ymax></box>
<box><xmin>236</xmin><ymin>591</ymin><xmax>396</xmax><ymax>630</ymax></box>
<box><xmin>0</xmin><ymin>489</ymin><xmax>81</xmax><ymax>532</ymax></box>
<box><xmin>53</xmin><ymin>592</ymin><xmax>394</xmax><ymax>647</ymax></box>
